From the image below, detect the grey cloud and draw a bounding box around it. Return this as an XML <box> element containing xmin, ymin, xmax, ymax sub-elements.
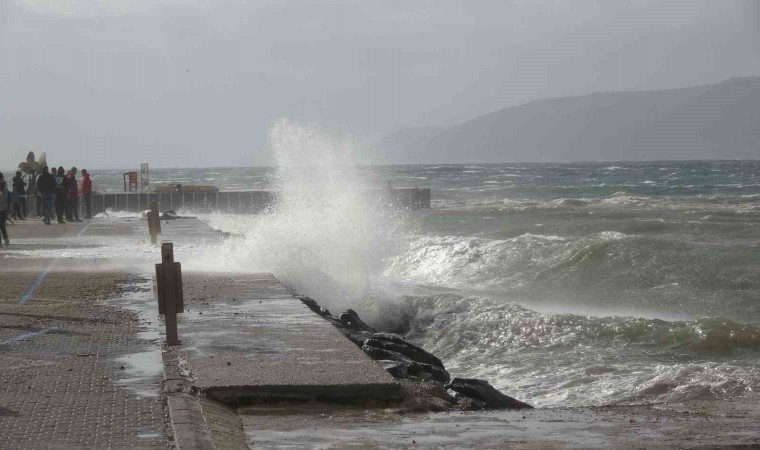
<box><xmin>1</xmin><ymin>0</ymin><xmax>759</xmax><ymax>169</ymax></box>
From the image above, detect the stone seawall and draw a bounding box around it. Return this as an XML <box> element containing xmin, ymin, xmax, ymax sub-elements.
<box><xmin>90</xmin><ymin>188</ymin><xmax>431</xmax><ymax>215</ymax></box>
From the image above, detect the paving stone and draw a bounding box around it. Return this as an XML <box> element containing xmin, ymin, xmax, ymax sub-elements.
<box><xmin>0</xmin><ymin>220</ymin><xmax>172</xmax><ymax>449</ymax></box>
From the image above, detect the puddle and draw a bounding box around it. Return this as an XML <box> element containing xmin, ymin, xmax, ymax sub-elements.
<box><xmin>136</xmin><ymin>424</ymin><xmax>165</xmax><ymax>440</ymax></box>
<box><xmin>114</xmin><ymin>351</ymin><xmax>163</xmax><ymax>398</ymax></box>
<box><xmin>106</xmin><ymin>276</ymin><xmax>164</xmax><ymax>399</ymax></box>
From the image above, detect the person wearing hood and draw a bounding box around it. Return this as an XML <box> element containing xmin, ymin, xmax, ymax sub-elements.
<box><xmin>53</xmin><ymin>167</ymin><xmax>68</xmax><ymax>224</ymax></box>
<box><xmin>12</xmin><ymin>171</ymin><xmax>26</xmax><ymax>220</ymax></box>
<box><xmin>36</xmin><ymin>166</ymin><xmax>55</xmax><ymax>225</ymax></box>
<box><xmin>81</xmin><ymin>169</ymin><xmax>92</xmax><ymax>219</ymax></box>
<box><xmin>0</xmin><ymin>172</ymin><xmax>10</xmax><ymax>245</ymax></box>
<box><xmin>66</xmin><ymin>167</ymin><xmax>82</xmax><ymax>223</ymax></box>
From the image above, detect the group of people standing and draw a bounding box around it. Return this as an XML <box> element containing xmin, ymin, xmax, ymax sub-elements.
<box><xmin>35</xmin><ymin>166</ymin><xmax>93</xmax><ymax>225</ymax></box>
<box><xmin>0</xmin><ymin>166</ymin><xmax>93</xmax><ymax>246</ymax></box>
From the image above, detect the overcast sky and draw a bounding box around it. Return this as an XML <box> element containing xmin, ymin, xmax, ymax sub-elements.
<box><xmin>1</xmin><ymin>0</ymin><xmax>759</xmax><ymax>169</ymax></box>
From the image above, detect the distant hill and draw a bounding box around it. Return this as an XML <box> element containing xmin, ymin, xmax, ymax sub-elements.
<box><xmin>376</xmin><ymin>77</ymin><xmax>760</xmax><ymax>163</ymax></box>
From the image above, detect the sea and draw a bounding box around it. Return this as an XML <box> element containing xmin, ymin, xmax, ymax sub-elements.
<box><xmin>51</xmin><ymin>125</ymin><xmax>760</xmax><ymax>408</ymax></box>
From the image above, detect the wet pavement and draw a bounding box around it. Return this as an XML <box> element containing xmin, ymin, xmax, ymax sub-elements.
<box><xmin>0</xmin><ymin>217</ymin><xmax>399</xmax><ymax>449</ymax></box>
<box><xmin>0</xmin><ymin>270</ymin><xmax>171</xmax><ymax>448</ymax></box>
<box><xmin>174</xmin><ymin>272</ymin><xmax>400</xmax><ymax>405</ymax></box>
<box><xmin>0</xmin><ymin>218</ymin><xmax>194</xmax><ymax>449</ymax></box>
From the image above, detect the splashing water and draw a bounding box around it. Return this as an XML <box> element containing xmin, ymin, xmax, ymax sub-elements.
<box><xmin>208</xmin><ymin>120</ymin><xmax>403</xmax><ymax>314</ymax></box>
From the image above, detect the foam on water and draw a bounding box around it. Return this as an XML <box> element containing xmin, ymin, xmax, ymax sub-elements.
<box><xmin>193</xmin><ymin>156</ymin><xmax>760</xmax><ymax>407</ymax></box>
<box><xmin>399</xmin><ymin>294</ymin><xmax>760</xmax><ymax>406</ymax></box>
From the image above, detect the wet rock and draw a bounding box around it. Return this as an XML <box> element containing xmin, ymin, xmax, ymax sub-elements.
<box><xmin>299</xmin><ymin>296</ymin><xmax>332</xmax><ymax>318</ymax></box>
<box><xmin>397</xmin><ymin>380</ymin><xmax>458</xmax><ymax>413</ymax></box>
<box><xmin>446</xmin><ymin>378</ymin><xmax>533</xmax><ymax>410</ymax></box>
<box><xmin>406</xmin><ymin>362</ymin><xmax>450</xmax><ymax>385</ymax></box>
<box><xmin>379</xmin><ymin>360</ymin><xmax>408</xmax><ymax>379</ymax></box>
<box><xmin>339</xmin><ymin>309</ymin><xmax>375</xmax><ymax>332</ymax></box>
<box><xmin>297</xmin><ymin>296</ymin><xmax>531</xmax><ymax>410</ymax></box>
<box><xmin>456</xmin><ymin>396</ymin><xmax>487</xmax><ymax>411</ymax></box>
<box><xmin>361</xmin><ymin>334</ymin><xmax>450</xmax><ymax>384</ymax></box>
<box><xmin>363</xmin><ymin>333</ymin><xmax>444</xmax><ymax>369</ymax></box>
<box><xmin>341</xmin><ymin>329</ymin><xmax>373</xmax><ymax>347</ymax></box>
<box><xmin>362</xmin><ymin>344</ymin><xmax>450</xmax><ymax>384</ymax></box>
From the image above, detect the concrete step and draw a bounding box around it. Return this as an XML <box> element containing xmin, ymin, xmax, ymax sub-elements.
<box><xmin>173</xmin><ymin>273</ymin><xmax>401</xmax><ymax>406</ymax></box>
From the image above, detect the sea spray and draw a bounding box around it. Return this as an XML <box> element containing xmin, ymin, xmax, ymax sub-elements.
<box><xmin>207</xmin><ymin>120</ymin><xmax>406</xmax><ymax>317</ymax></box>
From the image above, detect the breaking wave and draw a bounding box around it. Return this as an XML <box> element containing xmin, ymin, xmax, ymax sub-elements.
<box><xmin>397</xmin><ymin>294</ymin><xmax>760</xmax><ymax>406</ymax></box>
<box><xmin>198</xmin><ymin>155</ymin><xmax>760</xmax><ymax>408</ymax></box>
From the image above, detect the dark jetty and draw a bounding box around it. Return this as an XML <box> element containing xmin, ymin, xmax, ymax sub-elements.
<box><xmin>299</xmin><ymin>296</ymin><xmax>533</xmax><ymax>410</ymax></box>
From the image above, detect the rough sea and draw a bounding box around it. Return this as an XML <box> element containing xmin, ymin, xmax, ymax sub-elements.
<box><xmin>85</xmin><ymin>157</ymin><xmax>760</xmax><ymax>409</ymax></box>
<box><xmin>78</xmin><ymin>117</ymin><xmax>760</xmax><ymax>409</ymax></box>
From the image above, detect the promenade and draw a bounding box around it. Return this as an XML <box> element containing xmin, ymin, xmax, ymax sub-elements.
<box><xmin>0</xmin><ymin>219</ymin><xmax>168</xmax><ymax>448</ymax></box>
<box><xmin>0</xmin><ymin>218</ymin><xmax>397</xmax><ymax>449</ymax></box>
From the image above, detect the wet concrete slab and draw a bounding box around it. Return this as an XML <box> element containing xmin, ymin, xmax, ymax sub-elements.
<box><xmin>175</xmin><ymin>273</ymin><xmax>401</xmax><ymax>405</ymax></box>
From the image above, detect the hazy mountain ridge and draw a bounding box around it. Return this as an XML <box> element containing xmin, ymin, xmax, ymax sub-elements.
<box><xmin>377</xmin><ymin>77</ymin><xmax>760</xmax><ymax>163</ymax></box>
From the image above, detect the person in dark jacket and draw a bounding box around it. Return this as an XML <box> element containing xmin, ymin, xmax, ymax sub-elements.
<box><xmin>12</xmin><ymin>171</ymin><xmax>26</xmax><ymax>220</ymax></box>
<box><xmin>81</xmin><ymin>169</ymin><xmax>92</xmax><ymax>219</ymax></box>
<box><xmin>53</xmin><ymin>167</ymin><xmax>68</xmax><ymax>224</ymax></box>
<box><xmin>66</xmin><ymin>167</ymin><xmax>82</xmax><ymax>223</ymax></box>
<box><xmin>0</xmin><ymin>172</ymin><xmax>10</xmax><ymax>245</ymax></box>
<box><xmin>36</xmin><ymin>166</ymin><xmax>55</xmax><ymax>225</ymax></box>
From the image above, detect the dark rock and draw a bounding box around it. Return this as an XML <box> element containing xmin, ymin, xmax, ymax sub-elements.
<box><xmin>339</xmin><ymin>309</ymin><xmax>375</xmax><ymax>332</ymax></box>
<box><xmin>456</xmin><ymin>396</ymin><xmax>486</xmax><ymax>411</ymax></box>
<box><xmin>341</xmin><ymin>329</ymin><xmax>372</xmax><ymax>347</ymax></box>
<box><xmin>298</xmin><ymin>296</ymin><xmax>532</xmax><ymax>411</ymax></box>
<box><xmin>379</xmin><ymin>360</ymin><xmax>408</xmax><ymax>379</ymax></box>
<box><xmin>446</xmin><ymin>378</ymin><xmax>533</xmax><ymax>410</ymax></box>
<box><xmin>364</xmin><ymin>333</ymin><xmax>444</xmax><ymax>369</ymax></box>
<box><xmin>398</xmin><ymin>380</ymin><xmax>458</xmax><ymax>413</ymax></box>
<box><xmin>298</xmin><ymin>296</ymin><xmax>332</xmax><ymax>318</ymax></box>
<box><xmin>361</xmin><ymin>342</ymin><xmax>450</xmax><ymax>384</ymax></box>
<box><xmin>407</xmin><ymin>362</ymin><xmax>451</xmax><ymax>384</ymax></box>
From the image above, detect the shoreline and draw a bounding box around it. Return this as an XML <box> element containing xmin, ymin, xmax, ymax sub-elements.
<box><xmin>238</xmin><ymin>397</ymin><xmax>760</xmax><ymax>449</ymax></box>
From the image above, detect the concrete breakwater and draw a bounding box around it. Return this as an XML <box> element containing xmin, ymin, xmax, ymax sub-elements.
<box><xmin>90</xmin><ymin>187</ymin><xmax>431</xmax><ymax>215</ymax></box>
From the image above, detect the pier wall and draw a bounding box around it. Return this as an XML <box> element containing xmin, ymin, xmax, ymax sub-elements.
<box><xmin>90</xmin><ymin>188</ymin><xmax>430</xmax><ymax>215</ymax></box>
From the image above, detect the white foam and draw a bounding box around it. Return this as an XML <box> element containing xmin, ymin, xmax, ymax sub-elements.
<box><xmin>200</xmin><ymin>119</ymin><xmax>403</xmax><ymax>313</ymax></box>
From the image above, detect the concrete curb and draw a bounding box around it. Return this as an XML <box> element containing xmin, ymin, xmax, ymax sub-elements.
<box><xmin>163</xmin><ymin>349</ymin><xmax>249</xmax><ymax>450</ymax></box>
<box><xmin>163</xmin><ymin>349</ymin><xmax>215</xmax><ymax>450</ymax></box>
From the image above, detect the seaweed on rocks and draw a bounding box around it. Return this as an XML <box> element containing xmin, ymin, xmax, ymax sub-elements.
<box><xmin>298</xmin><ymin>296</ymin><xmax>533</xmax><ymax>410</ymax></box>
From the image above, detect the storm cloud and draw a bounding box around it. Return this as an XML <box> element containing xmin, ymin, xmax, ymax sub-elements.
<box><xmin>1</xmin><ymin>0</ymin><xmax>758</xmax><ymax>168</ymax></box>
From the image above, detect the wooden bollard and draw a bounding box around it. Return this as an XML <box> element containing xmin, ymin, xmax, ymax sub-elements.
<box><xmin>147</xmin><ymin>201</ymin><xmax>161</xmax><ymax>245</ymax></box>
<box><xmin>155</xmin><ymin>241</ymin><xmax>184</xmax><ymax>346</ymax></box>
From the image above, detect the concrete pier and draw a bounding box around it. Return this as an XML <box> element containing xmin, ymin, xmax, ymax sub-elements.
<box><xmin>89</xmin><ymin>187</ymin><xmax>431</xmax><ymax>215</ymax></box>
<box><xmin>169</xmin><ymin>273</ymin><xmax>400</xmax><ymax>406</ymax></box>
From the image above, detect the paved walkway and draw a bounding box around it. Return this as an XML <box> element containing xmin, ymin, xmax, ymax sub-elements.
<box><xmin>0</xmin><ymin>217</ymin><xmax>400</xmax><ymax>449</ymax></box>
<box><xmin>0</xmin><ymin>219</ymin><xmax>170</xmax><ymax>449</ymax></box>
